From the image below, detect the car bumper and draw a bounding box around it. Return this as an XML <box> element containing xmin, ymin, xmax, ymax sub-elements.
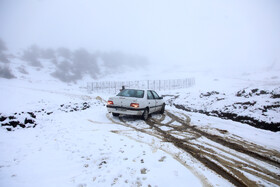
<box><xmin>107</xmin><ymin>105</ymin><xmax>144</xmax><ymax>116</ymax></box>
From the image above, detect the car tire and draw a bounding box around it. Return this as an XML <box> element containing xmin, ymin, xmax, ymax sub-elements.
<box><xmin>142</xmin><ymin>108</ymin><xmax>149</xmax><ymax>121</ymax></box>
<box><xmin>159</xmin><ymin>103</ymin><xmax>165</xmax><ymax>114</ymax></box>
<box><xmin>112</xmin><ymin>113</ymin><xmax>119</xmax><ymax>117</ymax></box>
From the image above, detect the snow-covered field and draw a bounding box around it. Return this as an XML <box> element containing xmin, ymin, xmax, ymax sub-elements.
<box><xmin>0</xmin><ymin>81</ymin><xmax>204</xmax><ymax>187</ymax></box>
<box><xmin>1</xmin><ymin>0</ymin><xmax>280</xmax><ymax>185</ymax></box>
<box><xmin>1</xmin><ymin>68</ymin><xmax>280</xmax><ymax>186</ymax></box>
<box><xmin>1</xmin><ymin>50</ymin><xmax>280</xmax><ymax>186</ymax></box>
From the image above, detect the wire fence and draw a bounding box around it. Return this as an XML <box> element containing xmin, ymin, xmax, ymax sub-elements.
<box><xmin>87</xmin><ymin>78</ymin><xmax>195</xmax><ymax>94</ymax></box>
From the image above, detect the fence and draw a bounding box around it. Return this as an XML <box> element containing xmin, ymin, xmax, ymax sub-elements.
<box><xmin>87</xmin><ymin>78</ymin><xmax>195</xmax><ymax>93</ymax></box>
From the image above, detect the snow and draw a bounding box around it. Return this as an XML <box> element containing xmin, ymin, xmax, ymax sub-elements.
<box><xmin>0</xmin><ymin>83</ymin><xmax>204</xmax><ymax>187</ymax></box>
<box><xmin>1</xmin><ymin>56</ymin><xmax>280</xmax><ymax>186</ymax></box>
<box><xmin>158</xmin><ymin>69</ymin><xmax>280</xmax><ymax>129</ymax></box>
<box><xmin>182</xmin><ymin>109</ymin><xmax>280</xmax><ymax>151</ymax></box>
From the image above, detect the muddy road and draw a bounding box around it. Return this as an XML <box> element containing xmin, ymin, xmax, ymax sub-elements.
<box><xmin>107</xmin><ymin>110</ymin><xmax>280</xmax><ymax>186</ymax></box>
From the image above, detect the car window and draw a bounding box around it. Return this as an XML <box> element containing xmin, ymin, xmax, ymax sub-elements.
<box><xmin>117</xmin><ymin>89</ymin><xmax>144</xmax><ymax>98</ymax></box>
<box><xmin>147</xmin><ymin>91</ymin><xmax>154</xmax><ymax>100</ymax></box>
<box><xmin>151</xmin><ymin>91</ymin><xmax>160</xmax><ymax>99</ymax></box>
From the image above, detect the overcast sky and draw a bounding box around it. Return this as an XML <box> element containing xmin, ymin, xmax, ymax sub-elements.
<box><xmin>0</xmin><ymin>0</ymin><xmax>280</xmax><ymax>71</ymax></box>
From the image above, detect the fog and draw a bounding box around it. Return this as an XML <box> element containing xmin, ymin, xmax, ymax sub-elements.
<box><xmin>0</xmin><ymin>0</ymin><xmax>280</xmax><ymax>73</ymax></box>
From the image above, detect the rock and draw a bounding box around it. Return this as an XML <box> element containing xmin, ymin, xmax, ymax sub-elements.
<box><xmin>19</xmin><ymin>124</ymin><xmax>26</xmax><ymax>128</ymax></box>
<box><xmin>9</xmin><ymin>121</ymin><xmax>20</xmax><ymax>128</ymax></box>
<box><xmin>0</xmin><ymin>116</ymin><xmax>7</xmax><ymax>122</ymax></box>
<box><xmin>200</xmin><ymin>91</ymin><xmax>220</xmax><ymax>98</ymax></box>
<box><xmin>8</xmin><ymin>116</ymin><xmax>16</xmax><ymax>120</ymax></box>
<box><xmin>141</xmin><ymin>168</ymin><xmax>147</xmax><ymax>174</ymax></box>
<box><xmin>24</xmin><ymin>118</ymin><xmax>34</xmax><ymax>124</ymax></box>
<box><xmin>271</xmin><ymin>94</ymin><xmax>280</xmax><ymax>99</ymax></box>
<box><xmin>27</xmin><ymin>112</ymin><xmax>36</xmax><ymax>119</ymax></box>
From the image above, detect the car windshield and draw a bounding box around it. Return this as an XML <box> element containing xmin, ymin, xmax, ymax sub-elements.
<box><xmin>117</xmin><ymin>89</ymin><xmax>144</xmax><ymax>98</ymax></box>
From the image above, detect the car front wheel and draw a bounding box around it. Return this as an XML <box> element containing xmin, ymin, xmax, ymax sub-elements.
<box><xmin>159</xmin><ymin>103</ymin><xmax>165</xmax><ymax>114</ymax></box>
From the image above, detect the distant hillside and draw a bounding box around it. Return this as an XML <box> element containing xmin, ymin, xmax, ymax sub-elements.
<box><xmin>0</xmin><ymin>39</ymin><xmax>148</xmax><ymax>83</ymax></box>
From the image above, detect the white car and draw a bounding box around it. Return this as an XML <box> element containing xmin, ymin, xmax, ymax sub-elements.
<box><xmin>106</xmin><ymin>89</ymin><xmax>165</xmax><ymax>120</ymax></box>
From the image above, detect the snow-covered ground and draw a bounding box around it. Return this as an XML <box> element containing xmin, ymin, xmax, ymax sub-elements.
<box><xmin>1</xmin><ymin>69</ymin><xmax>280</xmax><ymax>186</ymax></box>
<box><xmin>1</xmin><ymin>0</ymin><xmax>280</xmax><ymax>185</ymax></box>
<box><xmin>161</xmin><ymin>70</ymin><xmax>280</xmax><ymax>131</ymax></box>
<box><xmin>0</xmin><ymin>81</ymin><xmax>205</xmax><ymax>187</ymax></box>
<box><xmin>1</xmin><ymin>53</ymin><xmax>280</xmax><ymax>186</ymax></box>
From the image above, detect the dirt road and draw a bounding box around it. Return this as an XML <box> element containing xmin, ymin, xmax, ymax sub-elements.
<box><xmin>107</xmin><ymin>110</ymin><xmax>280</xmax><ymax>186</ymax></box>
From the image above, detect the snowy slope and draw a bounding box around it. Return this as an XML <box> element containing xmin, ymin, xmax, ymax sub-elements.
<box><xmin>160</xmin><ymin>70</ymin><xmax>280</xmax><ymax>131</ymax></box>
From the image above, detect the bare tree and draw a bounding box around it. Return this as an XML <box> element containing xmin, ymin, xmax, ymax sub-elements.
<box><xmin>0</xmin><ymin>38</ymin><xmax>10</xmax><ymax>63</ymax></box>
<box><xmin>0</xmin><ymin>65</ymin><xmax>15</xmax><ymax>79</ymax></box>
<box><xmin>22</xmin><ymin>45</ymin><xmax>42</xmax><ymax>67</ymax></box>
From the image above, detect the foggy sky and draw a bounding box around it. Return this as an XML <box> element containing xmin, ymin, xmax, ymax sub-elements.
<box><xmin>0</xmin><ymin>0</ymin><xmax>280</xmax><ymax>72</ymax></box>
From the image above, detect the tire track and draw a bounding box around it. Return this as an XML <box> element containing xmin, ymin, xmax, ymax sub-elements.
<box><xmin>106</xmin><ymin>111</ymin><xmax>280</xmax><ymax>186</ymax></box>
<box><xmin>153</xmin><ymin>111</ymin><xmax>280</xmax><ymax>186</ymax></box>
<box><xmin>165</xmin><ymin>111</ymin><xmax>280</xmax><ymax>167</ymax></box>
<box><xmin>106</xmin><ymin>113</ymin><xmax>213</xmax><ymax>186</ymax></box>
<box><xmin>145</xmin><ymin>118</ymin><xmax>249</xmax><ymax>187</ymax></box>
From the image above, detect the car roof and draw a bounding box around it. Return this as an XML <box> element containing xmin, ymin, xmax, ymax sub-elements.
<box><xmin>122</xmin><ymin>88</ymin><xmax>155</xmax><ymax>92</ymax></box>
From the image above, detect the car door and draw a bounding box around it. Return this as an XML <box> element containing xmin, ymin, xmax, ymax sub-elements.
<box><xmin>147</xmin><ymin>90</ymin><xmax>156</xmax><ymax>113</ymax></box>
<box><xmin>151</xmin><ymin>90</ymin><xmax>163</xmax><ymax>112</ymax></box>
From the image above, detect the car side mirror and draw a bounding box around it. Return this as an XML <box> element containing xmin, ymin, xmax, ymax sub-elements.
<box><xmin>159</xmin><ymin>96</ymin><xmax>163</xmax><ymax>99</ymax></box>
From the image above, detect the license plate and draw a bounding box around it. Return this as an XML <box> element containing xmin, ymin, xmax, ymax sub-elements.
<box><xmin>117</xmin><ymin>108</ymin><xmax>126</xmax><ymax>111</ymax></box>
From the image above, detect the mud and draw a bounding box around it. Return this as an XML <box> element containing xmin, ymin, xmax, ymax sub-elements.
<box><xmin>106</xmin><ymin>111</ymin><xmax>280</xmax><ymax>186</ymax></box>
